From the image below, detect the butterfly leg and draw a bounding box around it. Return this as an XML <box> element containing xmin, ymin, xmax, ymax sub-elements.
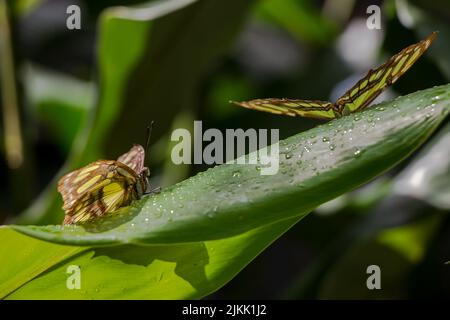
<box><xmin>145</xmin><ymin>186</ymin><xmax>161</xmax><ymax>195</ymax></box>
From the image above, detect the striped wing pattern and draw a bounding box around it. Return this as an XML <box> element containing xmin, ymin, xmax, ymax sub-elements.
<box><xmin>231</xmin><ymin>98</ymin><xmax>336</xmax><ymax>120</ymax></box>
<box><xmin>232</xmin><ymin>32</ymin><xmax>437</xmax><ymax>120</ymax></box>
<box><xmin>58</xmin><ymin>160</ymin><xmax>141</xmax><ymax>225</ymax></box>
<box><xmin>335</xmin><ymin>31</ymin><xmax>437</xmax><ymax>114</ymax></box>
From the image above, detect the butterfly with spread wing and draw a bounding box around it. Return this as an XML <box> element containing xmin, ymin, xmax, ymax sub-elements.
<box><xmin>232</xmin><ymin>32</ymin><xmax>437</xmax><ymax>120</ymax></box>
<box><xmin>58</xmin><ymin>126</ymin><xmax>156</xmax><ymax>225</ymax></box>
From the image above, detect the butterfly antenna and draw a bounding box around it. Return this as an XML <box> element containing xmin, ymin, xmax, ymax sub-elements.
<box><xmin>145</xmin><ymin>121</ymin><xmax>154</xmax><ymax>158</ymax></box>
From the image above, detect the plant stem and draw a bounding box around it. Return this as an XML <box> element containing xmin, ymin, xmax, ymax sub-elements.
<box><xmin>0</xmin><ymin>0</ymin><xmax>23</xmax><ymax>168</ymax></box>
<box><xmin>0</xmin><ymin>0</ymin><xmax>36</xmax><ymax>214</ymax></box>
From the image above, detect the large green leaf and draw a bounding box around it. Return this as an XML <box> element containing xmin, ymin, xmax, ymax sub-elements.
<box><xmin>12</xmin><ymin>84</ymin><xmax>450</xmax><ymax>246</ymax></box>
<box><xmin>99</xmin><ymin>0</ymin><xmax>255</xmax><ymax>158</ymax></box>
<box><xmin>1</xmin><ymin>218</ymin><xmax>298</xmax><ymax>299</ymax></box>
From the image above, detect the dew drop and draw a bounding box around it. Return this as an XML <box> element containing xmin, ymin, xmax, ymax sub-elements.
<box><xmin>322</xmin><ymin>137</ymin><xmax>330</xmax><ymax>143</ymax></box>
<box><xmin>232</xmin><ymin>171</ymin><xmax>241</xmax><ymax>177</ymax></box>
<box><xmin>432</xmin><ymin>95</ymin><xmax>440</xmax><ymax>102</ymax></box>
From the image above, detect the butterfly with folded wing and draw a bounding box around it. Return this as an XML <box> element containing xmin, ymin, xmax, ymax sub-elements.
<box><xmin>232</xmin><ymin>32</ymin><xmax>437</xmax><ymax>120</ymax></box>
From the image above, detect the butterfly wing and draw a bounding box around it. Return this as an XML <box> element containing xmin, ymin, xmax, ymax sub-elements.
<box><xmin>335</xmin><ymin>32</ymin><xmax>437</xmax><ymax>114</ymax></box>
<box><xmin>58</xmin><ymin>160</ymin><xmax>107</xmax><ymax>213</ymax></box>
<box><xmin>117</xmin><ymin>144</ymin><xmax>146</xmax><ymax>174</ymax></box>
<box><xmin>232</xmin><ymin>98</ymin><xmax>336</xmax><ymax>120</ymax></box>
<box><xmin>58</xmin><ymin>160</ymin><xmax>141</xmax><ymax>224</ymax></box>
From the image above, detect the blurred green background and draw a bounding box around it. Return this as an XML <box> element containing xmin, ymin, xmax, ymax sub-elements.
<box><xmin>0</xmin><ymin>0</ymin><xmax>449</xmax><ymax>298</ymax></box>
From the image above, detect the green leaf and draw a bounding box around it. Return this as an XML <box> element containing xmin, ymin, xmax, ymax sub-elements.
<box><xmin>0</xmin><ymin>227</ymin><xmax>83</xmax><ymax>298</ymax></box>
<box><xmin>1</xmin><ymin>218</ymin><xmax>299</xmax><ymax>299</ymax></box>
<box><xmin>256</xmin><ymin>0</ymin><xmax>337</xmax><ymax>46</ymax></box>
<box><xmin>24</xmin><ymin>65</ymin><xmax>94</xmax><ymax>153</ymax></box>
<box><xmin>90</xmin><ymin>0</ymin><xmax>256</xmax><ymax>160</ymax></box>
<box><xmin>13</xmin><ymin>84</ymin><xmax>450</xmax><ymax>246</ymax></box>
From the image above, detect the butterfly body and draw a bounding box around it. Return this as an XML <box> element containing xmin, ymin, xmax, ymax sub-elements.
<box><xmin>232</xmin><ymin>32</ymin><xmax>437</xmax><ymax>120</ymax></box>
<box><xmin>58</xmin><ymin>145</ymin><xmax>150</xmax><ymax>225</ymax></box>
